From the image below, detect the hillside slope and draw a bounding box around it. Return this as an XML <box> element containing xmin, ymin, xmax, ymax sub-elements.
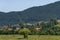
<box><xmin>0</xmin><ymin>1</ymin><xmax>60</xmax><ymax>25</ymax></box>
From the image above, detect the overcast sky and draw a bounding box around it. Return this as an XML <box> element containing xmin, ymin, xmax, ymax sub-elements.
<box><xmin>0</xmin><ymin>0</ymin><xmax>59</xmax><ymax>12</ymax></box>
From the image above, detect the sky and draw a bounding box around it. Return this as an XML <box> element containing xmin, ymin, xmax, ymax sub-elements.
<box><xmin>0</xmin><ymin>0</ymin><xmax>59</xmax><ymax>12</ymax></box>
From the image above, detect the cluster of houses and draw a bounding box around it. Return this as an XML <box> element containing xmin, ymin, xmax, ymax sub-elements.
<box><xmin>1</xmin><ymin>19</ymin><xmax>59</xmax><ymax>31</ymax></box>
<box><xmin>0</xmin><ymin>23</ymin><xmax>41</xmax><ymax>31</ymax></box>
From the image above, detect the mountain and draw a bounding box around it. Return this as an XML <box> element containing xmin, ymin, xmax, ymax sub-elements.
<box><xmin>0</xmin><ymin>1</ymin><xmax>60</xmax><ymax>25</ymax></box>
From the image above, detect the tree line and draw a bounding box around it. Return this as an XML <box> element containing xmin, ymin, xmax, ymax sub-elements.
<box><xmin>0</xmin><ymin>18</ymin><xmax>60</xmax><ymax>36</ymax></box>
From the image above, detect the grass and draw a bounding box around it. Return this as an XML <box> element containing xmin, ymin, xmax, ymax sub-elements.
<box><xmin>0</xmin><ymin>35</ymin><xmax>60</xmax><ymax>40</ymax></box>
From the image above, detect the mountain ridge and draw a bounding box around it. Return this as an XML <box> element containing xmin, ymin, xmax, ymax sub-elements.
<box><xmin>0</xmin><ymin>1</ymin><xmax>60</xmax><ymax>25</ymax></box>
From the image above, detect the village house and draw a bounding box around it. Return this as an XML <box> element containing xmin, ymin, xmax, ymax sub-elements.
<box><xmin>34</xmin><ymin>28</ymin><xmax>42</xmax><ymax>31</ymax></box>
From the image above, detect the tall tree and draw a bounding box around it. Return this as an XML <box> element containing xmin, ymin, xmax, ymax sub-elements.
<box><xmin>48</xmin><ymin>18</ymin><xmax>58</xmax><ymax>27</ymax></box>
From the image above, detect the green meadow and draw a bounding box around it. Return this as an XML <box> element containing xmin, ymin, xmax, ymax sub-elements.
<box><xmin>0</xmin><ymin>35</ymin><xmax>60</xmax><ymax>40</ymax></box>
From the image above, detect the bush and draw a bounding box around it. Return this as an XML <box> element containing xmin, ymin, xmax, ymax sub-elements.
<box><xmin>19</xmin><ymin>28</ymin><xmax>31</xmax><ymax>38</ymax></box>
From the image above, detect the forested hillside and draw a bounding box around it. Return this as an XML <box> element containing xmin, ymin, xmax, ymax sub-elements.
<box><xmin>0</xmin><ymin>1</ymin><xmax>60</xmax><ymax>25</ymax></box>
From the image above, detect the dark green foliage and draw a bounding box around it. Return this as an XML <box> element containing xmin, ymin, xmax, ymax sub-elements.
<box><xmin>40</xmin><ymin>22</ymin><xmax>47</xmax><ymax>29</ymax></box>
<box><xmin>0</xmin><ymin>18</ymin><xmax>60</xmax><ymax>35</ymax></box>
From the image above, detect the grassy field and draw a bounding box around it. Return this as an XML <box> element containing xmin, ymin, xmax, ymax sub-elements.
<box><xmin>0</xmin><ymin>35</ymin><xmax>60</xmax><ymax>40</ymax></box>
